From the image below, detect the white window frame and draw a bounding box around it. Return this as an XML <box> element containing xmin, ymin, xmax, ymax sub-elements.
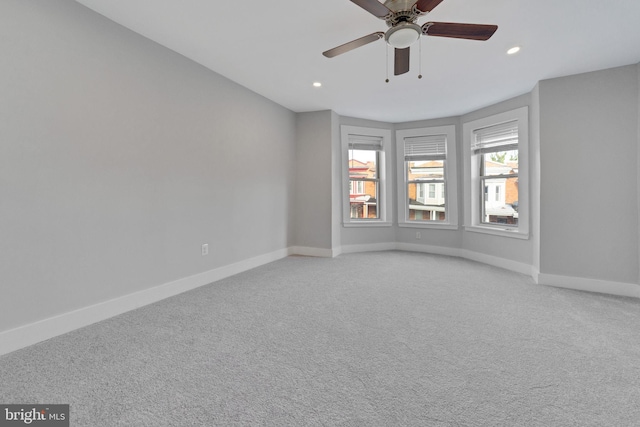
<box><xmin>341</xmin><ymin>125</ymin><xmax>392</xmax><ymax>227</ymax></box>
<box><xmin>396</xmin><ymin>125</ymin><xmax>458</xmax><ymax>229</ymax></box>
<box><xmin>463</xmin><ymin>107</ymin><xmax>529</xmax><ymax>239</ymax></box>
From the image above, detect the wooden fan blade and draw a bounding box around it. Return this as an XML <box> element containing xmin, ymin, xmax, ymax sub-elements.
<box><xmin>350</xmin><ymin>0</ymin><xmax>391</xmax><ymax>18</ymax></box>
<box><xmin>394</xmin><ymin>47</ymin><xmax>410</xmax><ymax>75</ymax></box>
<box><xmin>322</xmin><ymin>32</ymin><xmax>385</xmax><ymax>58</ymax></box>
<box><xmin>422</xmin><ymin>22</ymin><xmax>498</xmax><ymax>41</ymax></box>
<box><xmin>415</xmin><ymin>0</ymin><xmax>444</xmax><ymax>13</ymax></box>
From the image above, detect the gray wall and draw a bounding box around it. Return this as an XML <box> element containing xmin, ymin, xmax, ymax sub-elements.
<box><xmin>330</xmin><ymin>111</ymin><xmax>342</xmax><ymax>252</ymax></box>
<box><xmin>538</xmin><ymin>65</ymin><xmax>639</xmax><ymax>284</ymax></box>
<box><xmin>0</xmin><ymin>0</ymin><xmax>296</xmax><ymax>332</ymax></box>
<box><xmin>294</xmin><ymin>111</ymin><xmax>334</xmax><ymax>250</ymax></box>
<box><xmin>531</xmin><ymin>84</ymin><xmax>542</xmax><ymax>274</ymax></box>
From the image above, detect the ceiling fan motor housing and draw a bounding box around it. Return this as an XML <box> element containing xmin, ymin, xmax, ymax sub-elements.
<box><xmin>383</xmin><ymin>0</ymin><xmax>421</xmax><ymax>13</ymax></box>
<box><xmin>383</xmin><ymin>0</ymin><xmax>424</xmax><ymax>27</ymax></box>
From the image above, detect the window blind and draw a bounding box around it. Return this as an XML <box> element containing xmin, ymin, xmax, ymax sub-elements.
<box><xmin>348</xmin><ymin>134</ymin><xmax>383</xmax><ymax>151</ymax></box>
<box><xmin>472</xmin><ymin>120</ymin><xmax>518</xmax><ymax>154</ymax></box>
<box><xmin>404</xmin><ymin>134</ymin><xmax>447</xmax><ymax>161</ymax></box>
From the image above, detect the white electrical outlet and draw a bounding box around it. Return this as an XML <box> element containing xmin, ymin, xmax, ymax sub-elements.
<box><xmin>201</xmin><ymin>243</ymin><xmax>209</xmax><ymax>256</ymax></box>
<box><xmin>416</xmin><ymin>231</ymin><xmax>421</xmax><ymax>239</ymax></box>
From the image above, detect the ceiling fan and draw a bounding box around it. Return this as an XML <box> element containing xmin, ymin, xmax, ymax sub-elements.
<box><xmin>323</xmin><ymin>0</ymin><xmax>498</xmax><ymax>77</ymax></box>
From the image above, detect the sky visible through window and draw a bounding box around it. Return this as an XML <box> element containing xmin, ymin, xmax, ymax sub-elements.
<box><xmin>349</xmin><ymin>149</ymin><xmax>376</xmax><ymax>163</ymax></box>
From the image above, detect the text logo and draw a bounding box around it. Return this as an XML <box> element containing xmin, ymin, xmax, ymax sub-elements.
<box><xmin>0</xmin><ymin>405</ymin><xmax>69</xmax><ymax>427</ymax></box>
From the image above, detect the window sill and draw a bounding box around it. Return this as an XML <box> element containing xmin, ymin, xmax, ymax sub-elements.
<box><xmin>398</xmin><ymin>222</ymin><xmax>459</xmax><ymax>230</ymax></box>
<box><xmin>343</xmin><ymin>221</ymin><xmax>392</xmax><ymax>228</ymax></box>
<box><xmin>464</xmin><ymin>225</ymin><xmax>529</xmax><ymax>240</ymax></box>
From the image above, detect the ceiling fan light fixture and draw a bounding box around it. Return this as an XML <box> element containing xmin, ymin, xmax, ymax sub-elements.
<box><xmin>385</xmin><ymin>23</ymin><xmax>421</xmax><ymax>49</ymax></box>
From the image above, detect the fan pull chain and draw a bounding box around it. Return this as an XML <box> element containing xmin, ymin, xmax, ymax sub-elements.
<box><xmin>385</xmin><ymin>44</ymin><xmax>390</xmax><ymax>83</ymax></box>
<box><xmin>418</xmin><ymin>37</ymin><xmax>423</xmax><ymax>79</ymax></box>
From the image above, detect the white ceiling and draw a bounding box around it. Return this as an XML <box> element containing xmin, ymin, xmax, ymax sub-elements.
<box><xmin>74</xmin><ymin>0</ymin><xmax>640</xmax><ymax>123</ymax></box>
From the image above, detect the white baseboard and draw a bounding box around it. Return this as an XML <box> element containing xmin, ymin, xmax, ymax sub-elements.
<box><xmin>289</xmin><ymin>246</ymin><xmax>336</xmax><ymax>258</ymax></box>
<box><xmin>0</xmin><ymin>248</ymin><xmax>290</xmax><ymax>357</ymax></box>
<box><xmin>396</xmin><ymin>242</ymin><xmax>461</xmax><ymax>258</ymax></box>
<box><xmin>535</xmin><ymin>271</ymin><xmax>640</xmax><ymax>299</ymax></box>
<box><xmin>335</xmin><ymin>242</ymin><xmax>534</xmax><ymax>279</ymax></box>
<box><xmin>329</xmin><ymin>242</ymin><xmax>533</xmax><ymax>278</ymax></box>
<box><xmin>396</xmin><ymin>243</ymin><xmax>533</xmax><ymax>276</ymax></box>
<box><xmin>5</xmin><ymin>246</ymin><xmax>636</xmax><ymax>356</ymax></box>
<box><xmin>339</xmin><ymin>242</ymin><xmax>397</xmax><ymax>254</ymax></box>
<box><xmin>337</xmin><ymin>244</ymin><xmax>639</xmax><ymax>299</ymax></box>
<box><xmin>531</xmin><ymin>267</ymin><xmax>540</xmax><ymax>283</ymax></box>
<box><xmin>459</xmin><ymin>249</ymin><xmax>534</xmax><ymax>276</ymax></box>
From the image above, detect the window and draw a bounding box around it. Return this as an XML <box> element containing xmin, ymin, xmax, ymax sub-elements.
<box><xmin>396</xmin><ymin>125</ymin><xmax>458</xmax><ymax>229</ymax></box>
<box><xmin>474</xmin><ymin>120</ymin><xmax>519</xmax><ymax>226</ymax></box>
<box><xmin>428</xmin><ymin>184</ymin><xmax>436</xmax><ymax>199</ymax></box>
<box><xmin>348</xmin><ymin>145</ymin><xmax>379</xmax><ymax>219</ymax></box>
<box><xmin>463</xmin><ymin>107</ymin><xmax>529</xmax><ymax>238</ymax></box>
<box><xmin>350</xmin><ymin>181</ymin><xmax>365</xmax><ymax>195</ymax></box>
<box><xmin>341</xmin><ymin>126</ymin><xmax>392</xmax><ymax>226</ymax></box>
<box><xmin>416</xmin><ymin>184</ymin><xmax>426</xmax><ymax>203</ymax></box>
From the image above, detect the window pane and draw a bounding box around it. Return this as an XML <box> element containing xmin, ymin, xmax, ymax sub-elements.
<box><xmin>406</xmin><ymin>159</ymin><xmax>446</xmax><ymax>222</ymax></box>
<box><xmin>483</xmin><ymin>150</ymin><xmax>518</xmax><ymax>176</ymax></box>
<box><xmin>481</xmin><ymin>176</ymin><xmax>519</xmax><ymax>226</ymax></box>
<box><xmin>428</xmin><ymin>184</ymin><xmax>436</xmax><ymax>198</ymax></box>
<box><xmin>407</xmin><ymin>182</ymin><xmax>446</xmax><ymax>222</ymax></box>
<box><xmin>350</xmin><ymin>181</ymin><xmax>378</xmax><ymax>219</ymax></box>
<box><xmin>349</xmin><ymin>149</ymin><xmax>378</xmax><ymax>179</ymax></box>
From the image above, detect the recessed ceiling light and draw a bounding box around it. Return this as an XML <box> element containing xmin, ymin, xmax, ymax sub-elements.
<box><xmin>313</xmin><ymin>82</ymin><xmax>322</xmax><ymax>88</ymax></box>
<box><xmin>507</xmin><ymin>46</ymin><xmax>521</xmax><ymax>55</ymax></box>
